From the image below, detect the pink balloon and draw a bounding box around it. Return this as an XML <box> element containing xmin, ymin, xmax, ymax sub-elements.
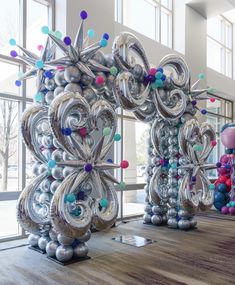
<box><xmin>220</xmin><ymin>154</ymin><xmax>229</xmax><ymax>164</ymax></box>
<box><xmin>221</xmin><ymin>126</ymin><xmax>235</xmax><ymax>149</ymax></box>
<box><xmin>229</xmin><ymin>207</ymin><xmax>235</xmax><ymax>215</ymax></box>
<box><xmin>221</xmin><ymin>206</ymin><xmax>229</xmax><ymax>214</ymax></box>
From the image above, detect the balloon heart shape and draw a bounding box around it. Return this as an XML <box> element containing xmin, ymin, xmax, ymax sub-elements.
<box><xmin>178</xmin><ymin>119</ymin><xmax>216</xmax><ymax>213</ymax></box>
<box><xmin>48</xmin><ymin>91</ymin><xmax>119</xmax><ymax>238</ymax></box>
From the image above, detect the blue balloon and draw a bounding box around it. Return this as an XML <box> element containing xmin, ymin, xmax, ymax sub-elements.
<box><xmin>214</xmin><ymin>201</ymin><xmax>225</xmax><ymax>211</ymax></box>
<box><xmin>214</xmin><ymin>191</ymin><xmax>226</xmax><ymax>203</ymax></box>
<box><xmin>217</xmin><ymin>183</ymin><xmax>227</xmax><ymax>193</ymax></box>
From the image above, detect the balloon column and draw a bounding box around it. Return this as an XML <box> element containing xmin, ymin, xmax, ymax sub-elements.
<box><xmin>12</xmin><ymin>10</ymin><xmax>216</xmax><ymax>263</ymax></box>
<box><xmin>214</xmin><ymin>124</ymin><xmax>235</xmax><ymax>215</ymax></box>
<box><xmin>15</xmin><ymin>11</ymin><xmax>128</xmax><ymax>263</ymax></box>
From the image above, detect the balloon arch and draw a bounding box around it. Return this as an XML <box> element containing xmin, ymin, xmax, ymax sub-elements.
<box><xmin>12</xmin><ymin>10</ymin><xmax>216</xmax><ymax>263</ymax></box>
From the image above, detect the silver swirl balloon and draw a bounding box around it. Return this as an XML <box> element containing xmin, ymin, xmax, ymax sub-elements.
<box><xmin>17</xmin><ymin>173</ymin><xmax>48</xmax><ymax>235</ymax></box>
<box><xmin>178</xmin><ymin>119</ymin><xmax>216</xmax><ymax>212</ymax></box>
<box><xmin>48</xmin><ymin>91</ymin><xmax>120</xmax><ymax>238</ymax></box>
<box><xmin>21</xmin><ymin>104</ymin><xmax>49</xmax><ymax>163</ymax></box>
<box><xmin>159</xmin><ymin>54</ymin><xmax>190</xmax><ymax>89</ymax></box>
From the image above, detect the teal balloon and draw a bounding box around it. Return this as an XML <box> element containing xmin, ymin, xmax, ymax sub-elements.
<box><xmin>114</xmin><ymin>133</ymin><xmax>121</xmax><ymax>141</ymax></box>
<box><xmin>100</xmin><ymin>198</ymin><xmax>108</xmax><ymax>208</ymax></box>
<box><xmin>66</xmin><ymin>193</ymin><xmax>76</xmax><ymax>203</ymax></box>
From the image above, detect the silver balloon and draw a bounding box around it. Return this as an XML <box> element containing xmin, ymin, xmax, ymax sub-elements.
<box><xmin>83</xmin><ymin>88</ymin><xmax>98</xmax><ymax>105</ymax></box>
<box><xmin>50</xmin><ymin>180</ymin><xmax>61</xmax><ymax>194</ymax></box>
<box><xmin>51</xmin><ymin>166</ymin><xmax>64</xmax><ymax>180</ymax></box>
<box><xmin>54</xmin><ymin>70</ymin><xmax>67</xmax><ymax>86</ymax></box>
<box><xmin>46</xmin><ymin>240</ymin><xmax>59</xmax><ymax>257</ymax></box>
<box><xmin>178</xmin><ymin>219</ymin><xmax>190</xmax><ymax>230</ymax></box>
<box><xmin>168</xmin><ymin>218</ymin><xmax>178</xmax><ymax>229</ymax></box>
<box><xmin>64</xmin><ymin>83</ymin><xmax>83</xmax><ymax>93</ymax></box>
<box><xmin>57</xmin><ymin>234</ymin><xmax>74</xmax><ymax>245</ymax></box>
<box><xmin>56</xmin><ymin>245</ymin><xmax>73</xmax><ymax>262</ymax></box>
<box><xmin>151</xmin><ymin>214</ymin><xmax>162</xmax><ymax>225</ymax></box>
<box><xmin>54</xmin><ymin>86</ymin><xmax>64</xmax><ymax>97</ymax></box>
<box><xmin>45</xmin><ymin>78</ymin><xmax>56</xmax><ymax>90</ymax></box>
<box><xmin>45</xmin><ymin>91</ymin><xmax>54</xmax><ymax>104</ymax></box>
<box><xmin>77</xmin><ymin>230</ymin><xmax>91</xmax><ymax>242</ymax></box>
<box><xmin>49</xmin><ymin>228</ymin><xmax>58</xmax><ymax>241</ymax></box>
<box><xmin>143</xmin><ymin>213</ymin><xmax>151</xmax><ymax>224</ymax></box>
<box><xmin>80</xmin><ymin>74</ymin><xmax>93</xmax><ymax>86</ymax></box>
<box><xmin>64</xmin><ymin>66</ymin><xmax>81</xmax><ymax>83</ymax></box>
<box><xmin>38</xmin><ymin>236</ymin><xmax>50</xmax><ymax>250</ymax></box>
<box><xmin>28</xmin><ymin>234</ymin><xmax>40</xmax><ymax>247</ymax></box>
<box><xmin>73</xmin><ymin>242</ymin><xmax>88</xmax><ymax>258</ymax></box>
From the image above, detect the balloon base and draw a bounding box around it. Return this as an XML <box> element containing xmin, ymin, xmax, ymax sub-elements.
<box><xmin>143</xmin><ymin>221</ymin><xmax>166</xmax><ymax>226</ymax></box>
<box><xmin>47</xmin><ymin>255</ymin><xmax>91</xmax><ymax>266</ymax></box>
<box><xmin>28</xmin><ymin>245</ymin><xmax>46</xmax><ymax>254</ymax></box>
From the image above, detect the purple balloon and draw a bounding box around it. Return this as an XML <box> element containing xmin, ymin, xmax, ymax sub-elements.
<box><xmin>229</xmin><ymin>207</ymin><xmax>235</xmax><ymax>215</ymax></box>
<box><xmin>221</xmin><ymin>206</ymin><xmax>229</xmax><ymax>214</ymax></box>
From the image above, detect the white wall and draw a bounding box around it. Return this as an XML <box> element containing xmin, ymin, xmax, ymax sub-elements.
<box><xmin>55</xmin><ymin>0</ymin><xmax>235</xmax><ymax>102</ymax></box>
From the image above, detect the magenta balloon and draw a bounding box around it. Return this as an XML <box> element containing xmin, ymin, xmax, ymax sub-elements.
<box><xmin>217</xmin><ymin>167</ymin><xmax>227</xmax><ymax>175</ymax></box>
<box><xmin>229</xmin><ymin>207</ymin><xmax>235</xmax><ymax>215</ymax></box>
<box><xmin>221</xmin><ymin>206</ymin><xmax>229</xmax><ymax>214</ymax></box>
<box><xmin>221</xmin><ymin>127</ymin><xmax>235</xmax><ymax>149</ymax></box>
<box><xmin>220</xmin><ymin>154</ymin><xmax>229</xmax><ymax>164</ymax></box>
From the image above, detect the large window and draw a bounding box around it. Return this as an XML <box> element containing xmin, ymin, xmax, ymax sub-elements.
<box><xmin>115</xmin><ymin>110</ymin><xmax>149</xmax><ymax>219</ymax></box>
<box><xmin>207</xmin><ymin>15</ymin><xmax>233</xmax><ymax>78</ymax></box>
<box><xmin>206</xmin><ymin>94</ymin><xmax>233</xmax><ymax>179</ymax></box>
<box><xmin>115</xmin><ymin>0</ymin><xmax>173</xmax><ymax>48</ymax></box>
<box><xmin>0</xmin><ymin>0</ymin><xmax>54</xmax><ymax>241</ymax></box>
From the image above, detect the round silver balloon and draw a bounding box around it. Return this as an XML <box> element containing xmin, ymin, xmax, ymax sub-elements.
<box><xmin>168</xmin><ymin>218</ymin><xmax>178</xmax><ymax>229</ymax></box>
<box><xmin>80</xmin><ymin>74</ymin><xmax>93</xmax><ymax>86</ymax></box>
<box><xmin>54</xmin><ymin>70</ymin><xmax>67</xmax><ymax>86</ymax></box>
<box><xmin>54</xmin><ymin>86</ymin><xmax>64</xmax><ymax>97</ymax></box>
<box><xmin>49</xmin><ymin>228</ymin><xmax>58</xmax><ymax>241</ymax></box>
<box><xmin>38</xmin><ymin>236</ymin><xmax>50</xmax><ymax>250</ymax></box>
<box><xmin>28</xmin><ymin>234</ymin><xmax>40</xmax><ymax>247</ymax></box>
<box><xmin>73</xmin><ymin>242</ymin><xmax>88</xmax><ymax>258</ymax></box>
<box><xmin>38</xmin><ymin>192</ymin><xmax>51</xmax><ymax>203</ymax></box>
<box><xmin>77</xmin><ymin>229</ymin><xmax>91</xmax><ymax>242</ymax></box>
<box><xmin>45</xmin><ymin>91</ymin><xmax>54</xmax><ymax>104</ymax></box>
<box><xmin>143</xmin><ymin>213</ymin><xmax>151</xmax><ymax>224</ymax></box>
<box><xmin>178</xmin><ymin>219</ymin><xmax>190</xmax><ymax>230</ymax></box>
<box><xmin>45</xmin><ymin>78</ymin><xmax>56</xmax><ymax>90</ymax></box>
<box><xmin>56</xmin><ymin>245</ymin><xmax>73</xmax><ymax>262</ymax></box>
<box><xmin>64</xmin><ymin>83</ymin><xmax>82</xmax><ymax>93</ymax></box>
<box><xmin>64</xmin><ymin>66</ymin><xmax>81</xmax><ymax>83</ymax></box>
<box><xmin>46</xmin><ymin>240</ymin><xmax>59</xmax><ymax>257</ymax></box>
<box><xmin>57</xmin><ymin>234</ymin><xmax>74</xmax><ymax>245</ymax></box>
<box><xmin>51</xmin><ymin>166</ymin><xmax>64</xmax><ymax>180</ymax></box>
<box><xmin>151</xmin><ymin>214</ymin><xmax>162</xmax><ymax>225</ymax></box>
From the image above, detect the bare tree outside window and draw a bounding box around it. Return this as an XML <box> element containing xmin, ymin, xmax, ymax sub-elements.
<box><xmin>0</xmin><ymin>100</ymin><xmax>18</xmax><ymax>191</ymax></box>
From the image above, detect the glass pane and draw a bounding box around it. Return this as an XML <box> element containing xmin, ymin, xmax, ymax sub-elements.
<box><xmin>123</xmin><ymin>119</ymin><xmax>149</xmax><ymax>184</ymax></box>
<box><xmin>26</xmin><ymin>74</ymin><xmax>37</xmax><ymax>98</ymax></box>
<box><xmin>207</xmin><ymin>38</ymin><xmax>222</xmax><ymax>73</ymax></box>
<box><xmin>161</xmin><ymin>7</ymin><xmax>172</xmax><ymax>47</ymax></box>
<box><xmin>207</xmin><ymin>16</ymin><xmax>222</xmax><ymax>42</ymax></box>
<box><xmin>123</xmin><ymin>0</ymin><xmax>156</xmax><ymax>40</ymax></box>
<box><xmin>0</xmin><ymin>0</ymin><xmax>20</xmax><ymax>56</ymax></box>
<box><xmin>161</xmin><ymin>0</ymin><xmax>172</xmax><ymax>10</ymax></box>
<box><xmin>0</xmin><ymin>99</ymin><xmax>19</xmax><ymax>192</ymax></box>
<box><xmin>27</xmin><ymin>0</ymin><xmax>49</xmax><ymax>53</ymax></box>
<box><xmin>123</xmin><ymin>189</ymin><xmax>145</xmax><ymax>217</ymax></box>
<box><xmin>0</xmin><ymin>200</ymin><xmax>19</xmax><ymax>238</ymax></box>
<box><xmin>225</xmin><ymin>49</ymin><xmax>232</xmax><ymax>78</ymax></box>
<box><xmin>206</xmin><ymin>96</ymin><xmax>223</xmax><ymax>116</ymax></box>
<box><xmin>0</xmin><ymin>61</ymin><xmax>20</xmax><ymax>96</ymax></box>
<box><xmin>225</xmin><ymin>22</ymin><xmax>232</xmax><ymax>49</ymax></box>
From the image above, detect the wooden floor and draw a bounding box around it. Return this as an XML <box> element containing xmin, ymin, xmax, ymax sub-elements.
<box><xmin>0</xmin><ymin>214</ymin><xmax>235</xmax><ymax>285</ymax></box>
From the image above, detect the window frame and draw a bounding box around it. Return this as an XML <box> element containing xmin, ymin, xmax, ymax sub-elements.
<box><xmin>0</xmin><ymin>0</ymin><xmax>55</xmax><ymax>241</ymax></box>
<box><xmin>207</xmin><ymin>15</ymin><xmax>233</xmax><ymax>78</ymax></box>
<box><xmin>115</xmin><ymin>0</ymin><xmax>174</xmax><ymax>48</ymax></box>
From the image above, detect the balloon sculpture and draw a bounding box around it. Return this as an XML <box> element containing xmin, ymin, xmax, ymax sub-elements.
<box><xmin>11</xmin><ymin>10</ymin><xmax>216</xmax><ymax>263</ymax></box>
<box><xmin>214</xmin><ymin>124</ymin><xmax>235</xmax><ymax>215</ymax></box>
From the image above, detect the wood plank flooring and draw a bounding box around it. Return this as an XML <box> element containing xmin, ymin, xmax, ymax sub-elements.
<box><xmin>0</xmin><ymin>214</ymin><xmax>234</xmax><ymax>285</ymax></box>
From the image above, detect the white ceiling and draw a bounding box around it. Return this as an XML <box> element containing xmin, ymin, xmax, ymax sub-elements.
<box><xmin>186</xmin><ymin>0</ymin><xmax>235</xmax><ymax>19</ymax></box>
